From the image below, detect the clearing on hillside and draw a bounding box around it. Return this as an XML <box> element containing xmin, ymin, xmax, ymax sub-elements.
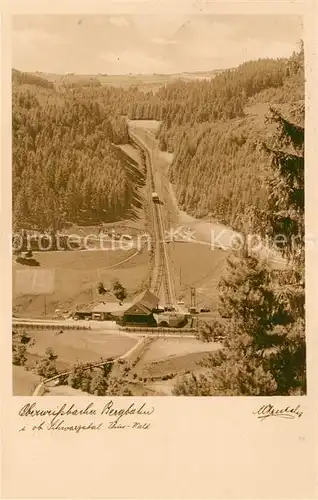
<box><xmin>13</xmin><ymin>247</ymin><xmax>150</xmax><ymax>317</ymax></box>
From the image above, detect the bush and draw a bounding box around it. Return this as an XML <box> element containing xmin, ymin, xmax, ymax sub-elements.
<box><xmin>35</xmin><ymin>347</ymin><xmax>58</xmax><ymax>378</ymax></box>
<box><xmin>16</xmin><ymin>256</ymin><xmax>40</xmax><ymax>266</ymax></box>
<box><xmin>45</xmin><ymin>347</ymin><xmax>57</xmax><ymax>361</ymax></box>
<box><xmin>12</xmin><ymin>344</ymin><xmax>27</xmax><ymax>366</ymax></box>
<box><xmin>68</xmin><ymin>362</ymin><xmax>88</xmax><ymax>390</ymax></box>
<box><xmin>80</xmin><ymin>373</ymin><xmax>92</xmax><ymax>393</ymax></box>
<box><xmin>12</xmin><ymin>329</ymin><xmax>34</xmax><ymax>366</ymax></box>
<box><xmin>97</xmin><ymin>281</ymin><xmax>107</xmax><ymax>295</ymax></box>
<box><xmin>36</xmin><ymin>359</ymin><xmax>58</xmax><ymax>378</ymax></box>
<box><xmin>122</xmin><ymin>387</ymin><xmax>132</xmax><ymax>396</ymax></box>
<box><xmin>111</xmin><ymin>278</ymin><xmax>127</xmax><ymax>302</ymax></box>
<box><xmin>19</xmin><ymin>331</ymin><xmax>33</xmax><ymax>345</ymax></box>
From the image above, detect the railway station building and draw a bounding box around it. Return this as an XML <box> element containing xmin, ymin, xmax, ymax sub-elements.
<box><xmin>73</xmin><ymin>303</ymin><xmax>94</xmax><ymax>320</ymax></box>
<box><xmin>91</xmin><ymin>301</ymin><xmax>133</xmax><ymax>321</ymax></box>
<box><xmin>73</xmin><ymin>291</ymin><xmax>132</xmax><ymax>321</ymax></box>
<box><xmin>122</xmin><ymin>289</ymin><xmax>160</xmax><ymax>326</ymax></box>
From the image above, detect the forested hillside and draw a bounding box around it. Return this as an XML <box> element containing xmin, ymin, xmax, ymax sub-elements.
<box><xmin>153</xmin><ymin>48</ymin><xmax>304</xmax><ymax>229</ymax></box>
<box><xmin>13</xmin><ymin>45</ymin><xmax>304</xmax><ymax>233</ymax></box>
<box><xmin>12</xmin><ymin>72</ymin><xmax>137</xmax><ymax>232</ymax></box>
<box><xmin>123</xmin><ymin>47</ymin><xmax>303</xmax><ymax>230</ymax></box>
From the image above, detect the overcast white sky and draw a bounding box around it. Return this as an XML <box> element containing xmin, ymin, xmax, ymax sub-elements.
<box><xmin>12</xmin><ymin>14</ymin><xmax>303</xmax><ymax>74</ymax></box>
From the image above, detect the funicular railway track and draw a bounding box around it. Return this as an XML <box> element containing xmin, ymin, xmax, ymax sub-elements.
<box><xmin>129</xmin><ymin>128</ymin><xmax>176</xmax><ymax>308</ymax></box>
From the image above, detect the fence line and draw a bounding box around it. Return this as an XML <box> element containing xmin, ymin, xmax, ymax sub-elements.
<box><xmin>13</xmin><ymin>322</ymin><xmax>91</xmax><ymax>331</ymax></box>
<box><xmin>119</xmin><ymin>326</ymin><xmax>197</xmax><ymax>333</ymax></box>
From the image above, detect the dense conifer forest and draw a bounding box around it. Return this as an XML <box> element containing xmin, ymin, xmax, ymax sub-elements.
<box><xmin>12</xmin><ymin>44</ymin><xmax>304</xmax><ymax>232</ymax></box>
<box><xmin>151</xmin><ymin>48</ymin><xmax>304</xmax><ymax>229</ymax></box>
<box><xmin>12</xmin><ymin>72</ymin><xmax>134</xmax><ymax>231</ymax></box>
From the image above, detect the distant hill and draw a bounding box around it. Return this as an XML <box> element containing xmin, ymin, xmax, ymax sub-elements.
<box><xmin>12</xmin><ymin>68</ymin><xmax>227</xmax><ymax>92</ymax></box>
<box><xmin>12</xmin><ymin>69</ymin><xmax>55</xmax><ymax>89</ymax></box>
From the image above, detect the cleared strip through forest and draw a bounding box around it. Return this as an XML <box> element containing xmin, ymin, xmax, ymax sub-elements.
<box><xmin>128</xmin><ymin>127</ymin><xmax>176</xmax><ymax>307</ymax></box>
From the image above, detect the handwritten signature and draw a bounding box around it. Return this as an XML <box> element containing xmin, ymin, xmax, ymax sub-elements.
<box><xmin>253</xmin><ymin>404</ymin><xmax>303</xmax><ymax>421</ymax></box>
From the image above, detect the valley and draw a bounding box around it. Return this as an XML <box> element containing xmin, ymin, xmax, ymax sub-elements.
<box><xmin>12</xmin><ymin>41</ymin><xmax>305</xmax><ymax>397</ymax></box>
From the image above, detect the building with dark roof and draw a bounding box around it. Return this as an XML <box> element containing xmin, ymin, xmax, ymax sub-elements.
<box><xmin>91</xmin><ymin>301</ymin><xmax>133</xmax><ymax>321</ymax></box>
<box><xmin>73</xmin><ymin>290</ymin><xmax>160</xmax><ymax>325</ymax></box>
<box><xmin>73</xmin><ymin>303</ymin><xmax>95</xmax><ymax>320</ymax></box>
<box><xmin>73</xmin><ymin>291</ymin><xmax>124</xmax><ymax>321</ymax></box>
<box><xmin>122</xmin><ymin>289</ymin><xmax>160</xmax><ymax>326</ymax></box>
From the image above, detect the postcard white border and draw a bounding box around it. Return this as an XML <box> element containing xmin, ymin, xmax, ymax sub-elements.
<box><xmin>1</xmin><ymin>1</ymin><xmax>317</xmax><ymax>499</ymax></box>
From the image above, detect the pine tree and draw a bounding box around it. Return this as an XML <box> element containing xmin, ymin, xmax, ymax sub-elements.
<box><xmin>90</xmin><ymin>370</ymin><xmax>109</xmax><ymax>396</ymax></box>
<box><xmin>262</xmin><ymin>106</ymin><xmax>304</xmax><ymax>264</ymax></box>
<box><xmin>111</xmin><ymin>278</ymin><xmax>127</xmax><ymax>303</ymax></box>
<box><xmin>173</xmin><ymin>107</ymin><xmax>305</xmax><ymax>396</ymax></box>
<box><xmin>35</xmin><ymin>347</ymin><xmax>58</xmax><ymax>378</ymax></box>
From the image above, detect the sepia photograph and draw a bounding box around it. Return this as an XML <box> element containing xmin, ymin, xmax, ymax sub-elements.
<box><xmin>11</xmin><ymin>13</ymin><xmax>305</xmax><ymax>398</ymax></box>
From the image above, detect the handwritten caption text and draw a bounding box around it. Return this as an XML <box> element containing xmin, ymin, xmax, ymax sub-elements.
<box><xmin>18</xmin><ymin>400</ymin><xmax>154</xmax><ymax>433</ymax></box>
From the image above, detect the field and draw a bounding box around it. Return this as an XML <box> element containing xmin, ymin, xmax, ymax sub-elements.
<box><xmin>126</xmin><ymin>337</ymin><xmax>223</xmax><ymax>395</ymax></box>
<box><xmin>168</xmin><ymin>242</ymin><xmax>228</xmax><ymax>313</ymax></box>
<box><xmin>26</xmin><ymin>328</ymin><xmax>136</xmax><ymax>368</ymax></box>
<box><xmin>44</xmin><ymin>386</ymin><xmax>90</xmax><ymax>396</ymax></box>
<box><xmin>35</xmin><ymin>70</ymin><xmax>222</xmax><ymax>93</ymax></box>
<box><xmin>13</xmin><ymin>328</ymin><xmax>137</xmax><ymax>395</ymax></box>
<box><xmin>134</xmin><ymin>349</ymin><xmax>218</xmax><ymax>379</ymax></box>
<box><xmin>13</xmin><ymin>330</ymin><xmax>223</xmax><ymax>396</ymax></box>
<box><xmin>141</xmin><ymin>337</ymin><xmax>222</xmax><ymax>362</ymax></box>
<box><xmin>13</xmin><ymin>246</ymin><xmax>150</xmax><ymax>317</ymax></box>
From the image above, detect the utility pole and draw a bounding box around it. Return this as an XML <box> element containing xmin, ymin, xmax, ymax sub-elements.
<box><xmin>44</xmin><ymin>295</ymin><xmax>47</xmax><ymax>316</ymax></box>
<box><xmin>190</xmin><ymin>287</ymin><xmax>196</xmax><ymax>310</ymax></box>
<box><xmin>179</xmin><ymin>267</ymin><xmax>182</xmax><ymax>287</ymax></box>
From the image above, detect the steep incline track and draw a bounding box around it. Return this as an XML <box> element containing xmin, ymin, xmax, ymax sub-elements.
<box><xmin>129</xmin><ymin>128</ymin><xmax>176</xmax><ymax>307</ymax></box>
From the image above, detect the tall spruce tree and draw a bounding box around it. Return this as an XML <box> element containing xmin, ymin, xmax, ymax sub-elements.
<box><xmin>173</xmin><ymin>106</ymin><xmax>305</xmax><ymax>396</ymax></box>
